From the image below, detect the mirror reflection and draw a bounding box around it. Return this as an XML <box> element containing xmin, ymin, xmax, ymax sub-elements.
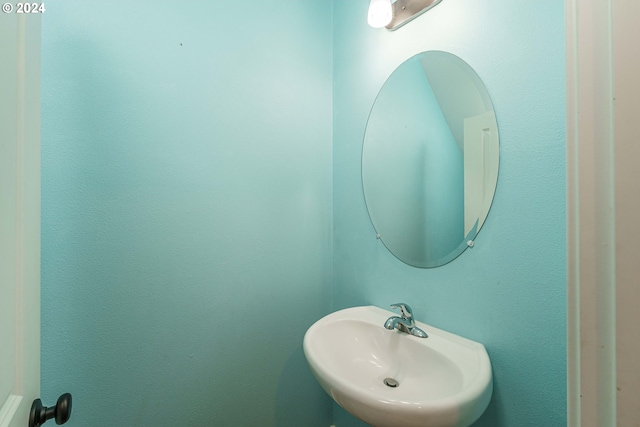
<box><xmin>362</xmin><ymin>51</ymin><xmax>499</xmax><ymax>268</ymax></box>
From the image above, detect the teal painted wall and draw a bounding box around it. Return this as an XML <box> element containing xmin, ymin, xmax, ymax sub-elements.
<box><xmin>41</xmin><ymin>1</ymin><xmax>333</xmax><ymax>426</ymax></box>
<box><xmin>332</xmin><ymin>1</ymin><xmax>566</xmax><ymax>426</ymax></box>
<box><xmin>42</xmin><ymin>1</ymin><xmax>566</xmax><ymax>426</ymax></box>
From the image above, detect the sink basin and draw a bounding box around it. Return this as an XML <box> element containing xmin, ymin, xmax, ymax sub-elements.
<box><xmin>303</xmin><ymin>306</ymin><xmax>492</xmax><ymax>427</ymax></box>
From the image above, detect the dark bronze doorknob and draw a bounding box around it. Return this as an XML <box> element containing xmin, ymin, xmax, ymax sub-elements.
<box><xmin>29</xmin><ymin>393</ymin><xmax>72</xmax><ymax>427</ymax></box>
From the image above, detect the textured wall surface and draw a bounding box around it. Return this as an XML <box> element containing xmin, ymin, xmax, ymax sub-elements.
<box><xmin>41</xmin><ymin>1</ymin><xmax>333</xmax><ymax>425</ymax></box>
<box><xmin>332</xmin><ymin>0</ymin><xmax>567</xmax><ymax>426</ymax></box>
<box><xmin>42</xmin><ymin>1</ymin><xmax>566</xmax><ymax>425</ymax></box>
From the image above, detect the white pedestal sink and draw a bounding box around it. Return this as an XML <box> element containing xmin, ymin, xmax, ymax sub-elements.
<box><xmin>303</xmin><ymin>306</ymin><xmax>492</xmax><ymax>427</ymax></box>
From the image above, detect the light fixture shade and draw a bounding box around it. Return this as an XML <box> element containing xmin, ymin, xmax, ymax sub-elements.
<box><xmin>368</xmin><ymin>0</ymin><xmax>393</xmax><ymax>28</ymax></box>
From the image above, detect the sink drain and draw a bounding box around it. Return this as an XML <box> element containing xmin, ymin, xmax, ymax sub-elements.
<box><xmin>383</xmin><ymin>378</ymin><xmax>399</xmax><ymax>388</ymax></box>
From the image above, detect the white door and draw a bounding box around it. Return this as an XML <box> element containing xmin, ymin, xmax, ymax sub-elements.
<box><xmin>0</xmin><ymin>13</ymin><xmax>41</xmax><ymax>427</ymax></box>
<box><xmin>463</xmin><ymin>111</ymin><xmax>498</xmax><ymax>237</ymax></box>
<box><xmin>612</xmin><ymin>1</ymin><xmax>640</xmax><ymax>423</ymax></box>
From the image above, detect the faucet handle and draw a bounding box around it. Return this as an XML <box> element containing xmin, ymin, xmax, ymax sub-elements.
<box><xmin>390</xmin><ymin>303</ymin><xmax>413</xmax><ymax>320</ymax></box>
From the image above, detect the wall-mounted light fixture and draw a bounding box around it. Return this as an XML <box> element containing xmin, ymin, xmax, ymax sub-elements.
<box><xmin>367</xmin><ymin>0</ymin><xmax>393</xmax><ymax>28</ymax></box>
<box><xmin>368</xmin><ymin>0</ymin><xmax>444</xmax><ymax>30</ymax></box>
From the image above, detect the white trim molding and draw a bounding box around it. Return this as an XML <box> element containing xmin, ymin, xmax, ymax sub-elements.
<box><xmin>567</xmin><ymin>0</ymin><xmax>640</xmax><ymax>424</ymax></box>
<box><xmin>566</xmin><ymin>0</ymin><xmax>616</xmax><ymax>425</ymax></box>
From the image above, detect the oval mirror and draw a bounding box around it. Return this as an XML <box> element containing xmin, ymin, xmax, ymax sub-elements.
<box><xmin>362</xmin><ymin>51</ymin><xmax>499</xmax><ymax>268</ymax></box>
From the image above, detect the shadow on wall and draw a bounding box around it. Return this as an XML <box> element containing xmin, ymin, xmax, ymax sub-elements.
<box><xmin>275</xmin><ymin>347</ymin><xmax>333</xmax><ymax>426</ymax></box>
<box><xmin>472</xmin><ymin>374</ymin><xmax>505</xmax><ymax>427</ymax></box>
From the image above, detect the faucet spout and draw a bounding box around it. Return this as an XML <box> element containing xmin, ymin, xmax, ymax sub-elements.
<box><xmin>384</xmin><ymin>316</ymin><xmax>412</xmax><ymax>330</ymax></box>
<box><xmin>383</xmin><ymin>303</ymin><xmax>428</xmax><ymax>338</ymax></box>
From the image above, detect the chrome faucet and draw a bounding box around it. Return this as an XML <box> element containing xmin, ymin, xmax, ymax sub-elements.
<box><xmin>384</xmin><ymin>303</ymin><xmax>428</xmax><ymax>338</ymax></box>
